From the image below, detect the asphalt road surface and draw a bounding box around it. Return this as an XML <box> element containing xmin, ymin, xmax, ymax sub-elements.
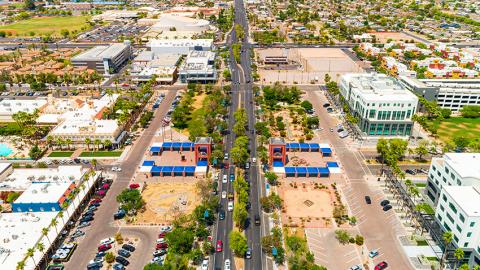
<box><xmin>64</xmin><ymin>90</ymin><xmax>177</xmax><ymax>270</ymax></box>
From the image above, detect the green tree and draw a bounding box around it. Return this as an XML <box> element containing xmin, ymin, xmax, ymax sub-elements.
<box><xmin>105</xmin><ymin>252</ymin><xmax>115</xmax><ymax>263</ymax></box>
<box><xmin>6</xmin><ymin>192</ymin><xmax>20</xmax><ymax>203</ymax></box>
<box><xmin>264</xmin><ymin>172</ymin><xmax>278</xmax><ymax>185</ymax></box>
<box><xmin>229</xmin><ymin>230</ymin><xmax>248</xmax><ymax>256</ymax></box>
<box><xmin>335</xmin><ymin>229</ymin><xmax>351</xmax><ymax>245</ymax></box>
<box><xmin>440</xmin><ymin>231</ymin><xmax>453</xmax><ymax>269</ymax></box>
<box><xmin>24</xmin><ymin>0</ymin><xmax>35</xmax><ymax>10</ymax></box>
<box><xmin>230</xmin><ymin>146</ymin><xmax>248</xmax><ymax>165</ymax></box>
<box><xmin>300</xmin><ymin>100</ymin><xmax>313</xmax><ymax>111</ymax></box>
<box><xmin>143</xmin><ymin>263</ymin><xmax>163</xmax><ymax>270</ymax></box>
<box><xmin>414</xmin><ymin>144</ymin><xmax>428</xmax><ymax>160</ymax></box>
<box><xmin>233</xmin><ymin>202</ymin><xmax>248</xmax><ymax>228</ymax></box>
<box><xmin>29</xmin><ymin>145</ymin><xmax>43</xmax><ymax>160</ymax></box>
<box><xmin>165</xmin><ymin>227</ymin><xmax>194</xmax><ymax>254</ymax></box>
<box><xmin>454</xmin><ymin>248</ymin><xmax>465</xmax><ymax>269</ymax></box>
<box><xmin>116</xmin><ymin>188</ymin><xmax>145</xmax><ymax>215</ymax></box>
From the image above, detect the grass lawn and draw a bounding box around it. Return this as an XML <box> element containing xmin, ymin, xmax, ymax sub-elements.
<box><xmin>415</xmin><ymin>183</ymin><xmax>427</xmax><ymax>188</ymax></box>
<box><xmin>416</xmin><ymin>239</ymin><xmax>429</xmax><ymax>246</ymax></box>
<box><xmin>431</xmin><ymin>117</ymin><xmax>480</xmax><ymax>142</ymax></box>
<box><xmin>48</xmin><ymin>151</ymin><xmax>74</xmax><ymax>158</ymax></box>
<box><xmin>0</xmin><ymin>16</ymin><xmax>91</xmax><ymax>37</ymax></box>
<box><xmin>79</xmin><ymin>151</ymin><xmax>123</xmax><ymax>157</ymax></box>
<box><xmin>422</xmin><ymin>204</ymin><xmax>435</xmax><ymax>215</ymax></box>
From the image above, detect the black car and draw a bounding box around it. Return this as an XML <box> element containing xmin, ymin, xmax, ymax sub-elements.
<box><xmin>122</xmin><ymin>244</ymin><xmax>135</xmax><ymax>252</ymax></box>
<box><xmin>254</xmin><ymin>215</ymin><xmax>261</xmax><ymax>226</ymax></box>
<box><xmin>80</xmin><ymin>216</ymin><xmax>94</xmax><ymax>222</ymax></box>
<box><xmin>219</xmin><ymin>210</ymin><xmax>225</xmax><ymax>220</ymax></box>
<box><xmin>406</xmin><ymin>169</ymin><xmax>416</xmax><ymax>175</ymax></box>
<box><xmin>115</xmin><ymin>256</ymin><xmax>129</xmax><ymax>266</ymax></box>
<box><xmin>246</xmin><ymin>202</ymin><xmax>251</xmax><ymax>210</ymax></box>
<box><xmin>365</xmin><ymin>196</ymin><xmax>371</xmax><ymax>204</ymax></box>
<box><xmin>118</xmin><ymin>249</ymin><xmax>131</xmax><ymax>258</ymax></box>
<box><xmin>323</xmin><ymin>103</ymin><xmax>330</xmax><ymax>107</ymax></box>
<box><xmin>383</xmin><ymin>204</ymin><xmax>393</xmax><ymax>211</ymax></box>
<box><xmin>380</xmin><ymin>200</ymin><xmax>390</xmax><ymax>207</ymax></box>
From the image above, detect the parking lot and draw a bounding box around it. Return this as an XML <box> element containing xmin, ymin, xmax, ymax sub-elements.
<box><xmin>76</xmin><ymin>23</ymin><xmax>149</xmax><ymax>43</ymax></box>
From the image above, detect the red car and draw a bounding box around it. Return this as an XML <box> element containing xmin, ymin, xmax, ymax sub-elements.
<box><xmin>156</xmin><ymin>243</ymin><xmax>168</xmax><ymax>249</ymax></box>
<box><xmin>375</xmin><ymin>261</ymin><xmax>388</xmax><ymax>270</ymax></box>
<box><xmin>101</xmin><ymin>183</ymin><xmax>110</xmax><ymax>190</ymax></box>
<box><xmin>129</xmin><ymin>183</ymin><xmax>140</xmax><ymax>189</ymax></box>
<box><xmin>98</xmin><ymin>244</ymin><xmax>112</xmax><ymax>252</ymax></box>
<box><xmin>158</xmin><ymin>232</ymin><xmax>167</xmax><ymax>238</ymax></box>
<box><xmin>90</xmin><ymin>198</ymin><xmax>102</xmax><ymax>204</ymax></box>
<box><xmin>216</xmin><ymin>240</ymin><xmax>223</xmax><ymax>252</ymax></box>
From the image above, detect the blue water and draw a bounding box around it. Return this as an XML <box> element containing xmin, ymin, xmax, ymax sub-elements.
<box><xmin>0</xmin><ymin>144</ymin><xmax>13</xmax><ymax>157</ymax></box>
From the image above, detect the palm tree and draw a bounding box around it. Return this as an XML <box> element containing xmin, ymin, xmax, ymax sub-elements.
<box><xmin>472</xmin><ymin>265</ymin><xmax>480</xmax><ymax>270</ymax></box>
<box><xmin>57</xmin><ymin>211</ymin><xmax>64</xmax><ymax>224</ymax></box>
<box><xmin>103</xmin><ymin>140</ymin><xmax>112</xmax><ymax>150</ymax></box>
<box><xmin>84</xmin><ymin>138</ymin><xmax>91</xmax><ymax>151</ymax></box>
<box><xmin>454</xmin><ymin>248</ymin><xmax>465</xmax><ymax>269</ymax></box>
<box><xmin>46</xmin><ymin>136</ymin><xmax>53</xmax><ymax>150</ymax></box>
<box><xmin>36</xmin><ymin>242</ymin><xmax>45</xmax><ymax>260</ymax></box>
<box><xmin>66</xmin><ymin>139</ymin><xmax>72</xmax><ymax>151</ymax></box>
<box><xmin>440</xmin><ymin>231</ymin><xmax>453</xmax><ymax>269</ymax></box>
<box><xmin>41</xmin><ymin>227</ymin><xmax>50</xmax><ymax>245</ymax></box>
<box><xmin>459</xmin><ymin>264</ymin><xmax>471</xmax><ymax>270</ymax></box>
<box><xmin>26</xmin><ymin>247</ymin><xmax>35</xmax><ymax>266</ymax></box>
<box><xmin>50</xmin><ymin>218</ymin><xmax>58</xmax><ymax>234</ymax></box>
<box><xmin>94</xmin><ymin>139</ymin><xmax>101</xmax><ymax>151</ymax></box>
<box><xmin>91</xmin><ymin>159</ymin><xmax>97</xmax><ymax>170</ymax></box>
<box><xmin>16</xmin><ymin>260</ymin><xmax>25</xmax><ymax>270</ymax></box>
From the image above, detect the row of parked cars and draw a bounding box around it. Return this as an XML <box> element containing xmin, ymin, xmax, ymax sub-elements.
<box><xmin>150</xmin><ymin>226</ymin><xmax>173</xmax><ymax>266</ymax></box>
<box><xmin>87</xmin><ymin>237</ymin><xmax>136</xmax><ymax>270</ymax></box>
<box><xmin>166</xmin><ymin>94</ymin><xmax>182</xmax><ymax>117</ymax></box>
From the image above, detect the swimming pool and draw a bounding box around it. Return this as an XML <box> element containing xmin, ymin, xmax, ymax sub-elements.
<box><xmin>0</xmin><ymin>143</ymin><xmax>13</xmax><ymax>157</ymax></box>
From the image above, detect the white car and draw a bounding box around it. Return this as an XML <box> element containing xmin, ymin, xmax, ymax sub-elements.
<box><xmin>222</xmin><ymin>175</ymin><xmax>228</xmax><ymax>183</ymax></box>
<box><xmin>214</xmin><ymin>173</ymin><xmax>219</xmax><ymax>181</ymax></box>
<box><xmin>201</xmin><ymin>259</ymin><xmax>209</xmax><ymax>270</ymax></box>
<box><xmin>224</xmin><ymin>259</ymin><xmax>231</xmax><ymax>270</ymax></box>
<box><xmin>156</xmin><ymin>238</ymin><xmax>166</xmax><ymax>244</ymax></box>
<box><xmin>252</xmin><ymin>157</ymin><xmax>256</xmax><ymax>163</ymax></box>
<box><xmin>100</xmin><ymin>237</ymin><xmax>114</xmax><ymax>245</ymax></box>
<box><xmin>227</xmin><ymin>201</ymin><xmax>234</xmax><ymax>212</ymax></box>
<box><xmin>221</xmin><ymin>191</ymin><xmax>227</xmax><ymax>199</ymax></box>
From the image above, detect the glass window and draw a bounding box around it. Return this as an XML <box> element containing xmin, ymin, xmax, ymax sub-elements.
<box><xmin>369</xmin><ymin>110</ymin><xmax>376</xmax><ymax>118</ymax></box>
<box><xmin>470</xmin><ymin>222</ymin><xmax>475</xmax><ymax>227</ymax></box>
<box><xmin>464</xmin><ymin>243</ymin><xmax>469</xmax><ymax>248</ymax></box>
<box><xmin>460</xmin><ymin>214</ymin><xmax>465</xmax><ymax>222</ymax></box>
<box><xmin>449</xmin><ymin>203</ymin><xmax>457</xmax><ymax>213</ymax></box>
<box><xmin>443</xmin><ymin>194</ymin><xmax>447</xmax><ymax>202</ymax></box>
<box><xmin>447</xmin><ymin>213</ymin><xmax>455</xmax><ymax>224</ymax></box>
<box><xmin>456</xmin><ymin>225</ymin><xmax>462</xmax><ymax>233</ymax></box>
<box><xmin>467</xmin><ymin>232</ymin><xmax>472</xmax><ymax>237</ymax></box>
<box><xmin>454</xmin><ymin>235</ymin><xmax>459</xmax><ymax>243</ymax></box>
<box><xmin>440</xmin><ymin>205</ymin><xmax>445</xmax><ymax>211</ymax></box>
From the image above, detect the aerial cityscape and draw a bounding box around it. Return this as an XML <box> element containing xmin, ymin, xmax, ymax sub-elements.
<box><xmin>0</xmin><ymin>0</ymin><xmax>478</xmax><ymax>270</ymax></box>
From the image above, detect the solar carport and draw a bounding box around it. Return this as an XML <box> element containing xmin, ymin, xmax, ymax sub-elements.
<box><xmin>150</xmin><ymin>166</ymin><xmax>197</xmax><ymax>177</ymax></box>
<box><xmin>285</xmin><ymin>143</ymin><xmax>321</xmax><ymax>152</ymax></box>
<box><xmin>284</xmin><ymin>167</ymin><xmax>330</xmax><ymax>177</ymax></box>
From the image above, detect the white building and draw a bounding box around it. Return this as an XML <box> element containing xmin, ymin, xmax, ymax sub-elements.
<box><xmin>130</xmin><ymin>51</ymin><xmax>181</xmax><ymax>84</ymax></box>
<box><xmin>149</xmin><ymin>14</ymin><xmax>211</xmax><ymax>32</ymax></box>
<box><xmin>147</xmin><ymin>39</ymin><xmax>213</xmax><ymax>55</ymax></box>
<box><xmin>49</xmin><ymin>119</ymin><xmax>123</xmax><ymax>145</ymax></box>
<box><xmin>178</xmin><ymin>50</ymin><xmax>217</xmax><ymax>83</ymax></box>
<box><xmin>0</xmin><ymin>99</ymin><xmax>47</xmax><ymax>122</ymax></box>
<box><xmin>399</xmin><ymin>77</ymin><xmax>480</xmax><ymax>112</ymax></box>
<box><xmin>427</xmin><ymin>153</ymin><xmax>480</xmax><ymax>266</ymax></box>
<box><xmin>339</xmin><ymin>73</ymin><xmax>418</xmax><ymax>136</ymax></box>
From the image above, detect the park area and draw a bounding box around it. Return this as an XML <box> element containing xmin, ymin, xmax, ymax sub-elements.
<box><xmin>431</xmin><ymin>117</ymin><xmax>480</xmax><ymax>143</ymax></box>
<box><xmin>256</xmin><ymin>48</ymin><xmax>363</xmax><ymax>84</ymax></box>
<box><xmin>134</xmin><ymin>181</ymin><xmax>201</xmax><ymax>224</ymax></box>
<box><xmin>0</xmin><ymin>16</ymin><xmax>91</xmax><ymax>37</ymax></box>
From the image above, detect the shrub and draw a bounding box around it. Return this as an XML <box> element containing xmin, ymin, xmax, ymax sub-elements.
<box><xmin>105</xmin><ymin>252</ymin><xmax>115</xmax><ymax>263</ymax></box>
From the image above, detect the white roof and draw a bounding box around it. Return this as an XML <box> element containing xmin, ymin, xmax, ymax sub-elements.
<box><xmin>0</xmin><ymin>212</ymin><xmax>58</xmax><ymax>270</ymax></box>
<box><xmin>147</xmin><ymin>38</ymin><xmax>213</xmax><ymax>48</ymax></box>
<box><xmin>14</xmin><ymin>181</ymin><xmax>73</xmax><ymax>205</ymax></box>
<box><xmin>0</xmin><ymin>99</ymin><xmax>47</xmax><ymax>115</ymax></box>
<box><xmin>444</xmin><ymin>153</ymin><xmax>480</xmax><ymax>179</ymax></box>
<box><xmin>0</xmin><ymin>166</ymin><xmax>84</xmax><ymax>191</ymax></box>
<box><xmin>443</xmin><ymin>186</ymin><xmax>480</xmax><ymax>217</ymax></box>
<box><xmin>0</xmin><ymin>163</ymin><xmax>11</xmax><ymax>174</ymax></box>
<box><xmin>50</xmin><ymin>119</ymin><xmax>120</xmax><ymax>136</ymax></box>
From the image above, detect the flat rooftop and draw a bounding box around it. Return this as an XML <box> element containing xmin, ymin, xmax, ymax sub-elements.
<box><xmin>0</xmin><ymin>99</ymin><xmax>47</xmax><ymax>115</ymax></box>
<box><xmin>0</xmin><ymin>212</ymin><xmax>58</xmax><ymax>270</ymax></box>
<box><xmin>444</xmin><ymin>153</ymin><xmax>480</xmax><ymax>180</ymax></box>
<box><xmin>50</xmin><ymin>119</ymin><xmax>120</xmax><ymax>136</ymax></box>
<box><xmin>443</xmin><ymin>186</ymin><xmax>480</xmax><ymax>217</ymax></box>
<box><xmin>14</xmin><ymin>181</ymin><xmax>73</xmax><ymax>205</ymax></box>
<box><xmin>343</xmin><ymin>73</ymin><xmax>418</xmax><ymax>102</ymax></box>
<box><xmin>0</xmin><ymin>166</ymin><xmax>84</xmax><ymax>191</ymax></box>
<box><xmin>72</xmin><ymin>43</ymin><xmax>129</xmax><ymax>61</ymax></box>
<box><xmin>147</xmin><ymin>38</ymin><xmax>213</xmax><ymax>48</ymax></box>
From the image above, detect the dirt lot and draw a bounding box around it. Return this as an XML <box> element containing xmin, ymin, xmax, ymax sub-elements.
<box><xmin>370</xmin><ymin>31</ymin><xmax>424</xmax><ymax>43</ymax></box>
<box><xmin>256</xmin><ymin>48</ymin><xmax>363</xmax><ymax>84</ymax></box>
<box><xmin>279</xmin><ymin>182</ymin><xmax>337</xmax><ymax>228</ymax></box>
<box><xmin>135</xmin><ymin>181</ymin><xmax>200</xmax><ymax>224</ymax></box>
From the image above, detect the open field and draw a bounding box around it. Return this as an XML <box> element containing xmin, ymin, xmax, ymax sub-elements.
<box><xmin>135</xmin><ymin>181</ymin><xmax>200</xmax><ymax>224</ymax></box>
<box><xmin>48</xmin><ymin>151</ymin><xmax>74</xmax><ymax>158</ymax></box>
<box><xmin>79</xmin><ymin>151</ymin><xmax>123</xmax><ymax>157</ymax></box>
<box><xmin>370</xmin><ymin>31</ymin><xmax>426</xmax><ymax>43</ymax></box>
<box><xmin>256</xmin><ymin>48</ymin><xmax>363</xmax><ymax>84</ymax></box>
<box><xmin>431</xmin><ymin>117</ymin><xmax>480</xmax><ymax>142</ymax></box>
<box><xmin>0</xmin><ymin>16</ymin><xmax>91</xmax><ymax>37</ymax></box>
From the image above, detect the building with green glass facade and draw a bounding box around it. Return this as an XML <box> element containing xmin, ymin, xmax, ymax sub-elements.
<box><xmin>339</xmin><ymin>73</ymin><xmax>418</xmax><ymax>137</ymax></box>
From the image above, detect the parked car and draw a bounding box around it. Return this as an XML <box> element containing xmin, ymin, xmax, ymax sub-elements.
<box><xmin>122</xmin><ymin>244</ymin><xmax>135</xmax><ymax>252</ymax></box>
<box><xmin>229</xmin><ymin>173</ymin><xmax>235</xmax><ymax>182</ymax></box>
<box><xmin>112</xmin><ymin>263</ymin><xmax>125</xmax><ymax>270</ymax></box>
<box><xmin>406</xmin><ymin>169</ymin><xmax>416</xmax><ymax>175</ymax></box>
<box><xmin>224</xmin><ymin>259</ymin><xmax>231</xmax><ymax>270</ymax></box>
<box><xmin>87</xmin><ymin>262</ymin><xmax>103</xmax><ymax>270</ymax></box>
<box><xmin>383</xmin><ymin>204</ymin><xmax>393</xmax><ymax>211</ymax></box>
<box><xmin>115</xmin><ymin>256</ymin><xmax>130</xmax><ymax>266</ymax></box>
<box><xmin>222</xmin><ymin>175</ymin><xmax>228</xmax><ymax>183</ymax></box>
<box><xmin>100</xmin><ymin>238</ymin><xmax>114</xmax><ymax>246</ymax></box>
<box><xmin>227</xmin><ymin>201</ymin><xmax>234</xmax><ymax>212</ymax></box>
<box><xmin>201</xmin><ymin>259</ymin><xmax>209</xmax><ymax>270</ymax></box>
<box><xmin>71</xmin><ymin>230</ymin><xmax>85</xmax><ymax>239</ymax></box>
<box><xmin>98</xmin><ymin>244</ymin><xmax>111</xmax><ymax>252</ymax></box>
<box><xmin>216</xmin><ymin>240</ymin><xmax>223</xmax><ymax>252</ymax></box>
<box><xmin>153</xmin><ymin>249</ymin><xmax>167</xmax><ymax>257</ymax></box>
<box><xmin>118</xmin><ymin>249</ymin><xmax>131</xmax><ymax>258</ymax></box>
<box><xmin>245</xmin><ymin>162</ymin><xmax>250</xmax><ymax>169</ymax></box>
<box><xmin>350</xmin><ymin>265</ymin><xmax>362</xmax><ymax>270</ymax></box>
<box><xmin>255</xmin><ymin>214</ymin><xmax>261</xmax><ymax>226</ymax></box>
<box><xmin>129</xmin><ymin>183</ymin><xmax>140</xmax><ymax>189</ymax></box>
<box><xmin>374</xmin><ymin>261</ymin><xmax>388</xmax><ymax>270</ymax></box>
<box><xmin>369</xmin><ymin>249</ymin><xmax>379</xmax><ymax>258</ymax></box>
<box><xmin>221</xmin><ymin>191</ymin><xmax>227</xmax><ymax>199</ymax></box>
<box><xmin>380</xmin><ymin>200</ymin><xmax>390</xmax><ymax>207</ymax></box>
<box><xmin>78</xmin><ymin>222</ymin><xmax>91</xmax><ymax>229</ymax></box>
<box><xmin>365</xmin><ymin>196</ymin><xmax>372</xmax><ymax>204</ymax></box>
<box><xmin>252</xmin><ymin>157</ymin><xmax>256</xmax><ymax>163</ymax></box>
<box><xmin>80</xmin><ymin>216</ymin><xmax>94</xmax><ymax>223</ymax></box>
<box><xmin>156</xmin><ymin>243</ymin><xmax>168</xmax><ymax>249</ymax></box>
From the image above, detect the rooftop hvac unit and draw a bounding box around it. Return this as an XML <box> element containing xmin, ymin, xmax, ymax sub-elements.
<box><xmin>32</xmin><ymin>189</ymin><xmax>37</xmax><ymax>194</ymax></box>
